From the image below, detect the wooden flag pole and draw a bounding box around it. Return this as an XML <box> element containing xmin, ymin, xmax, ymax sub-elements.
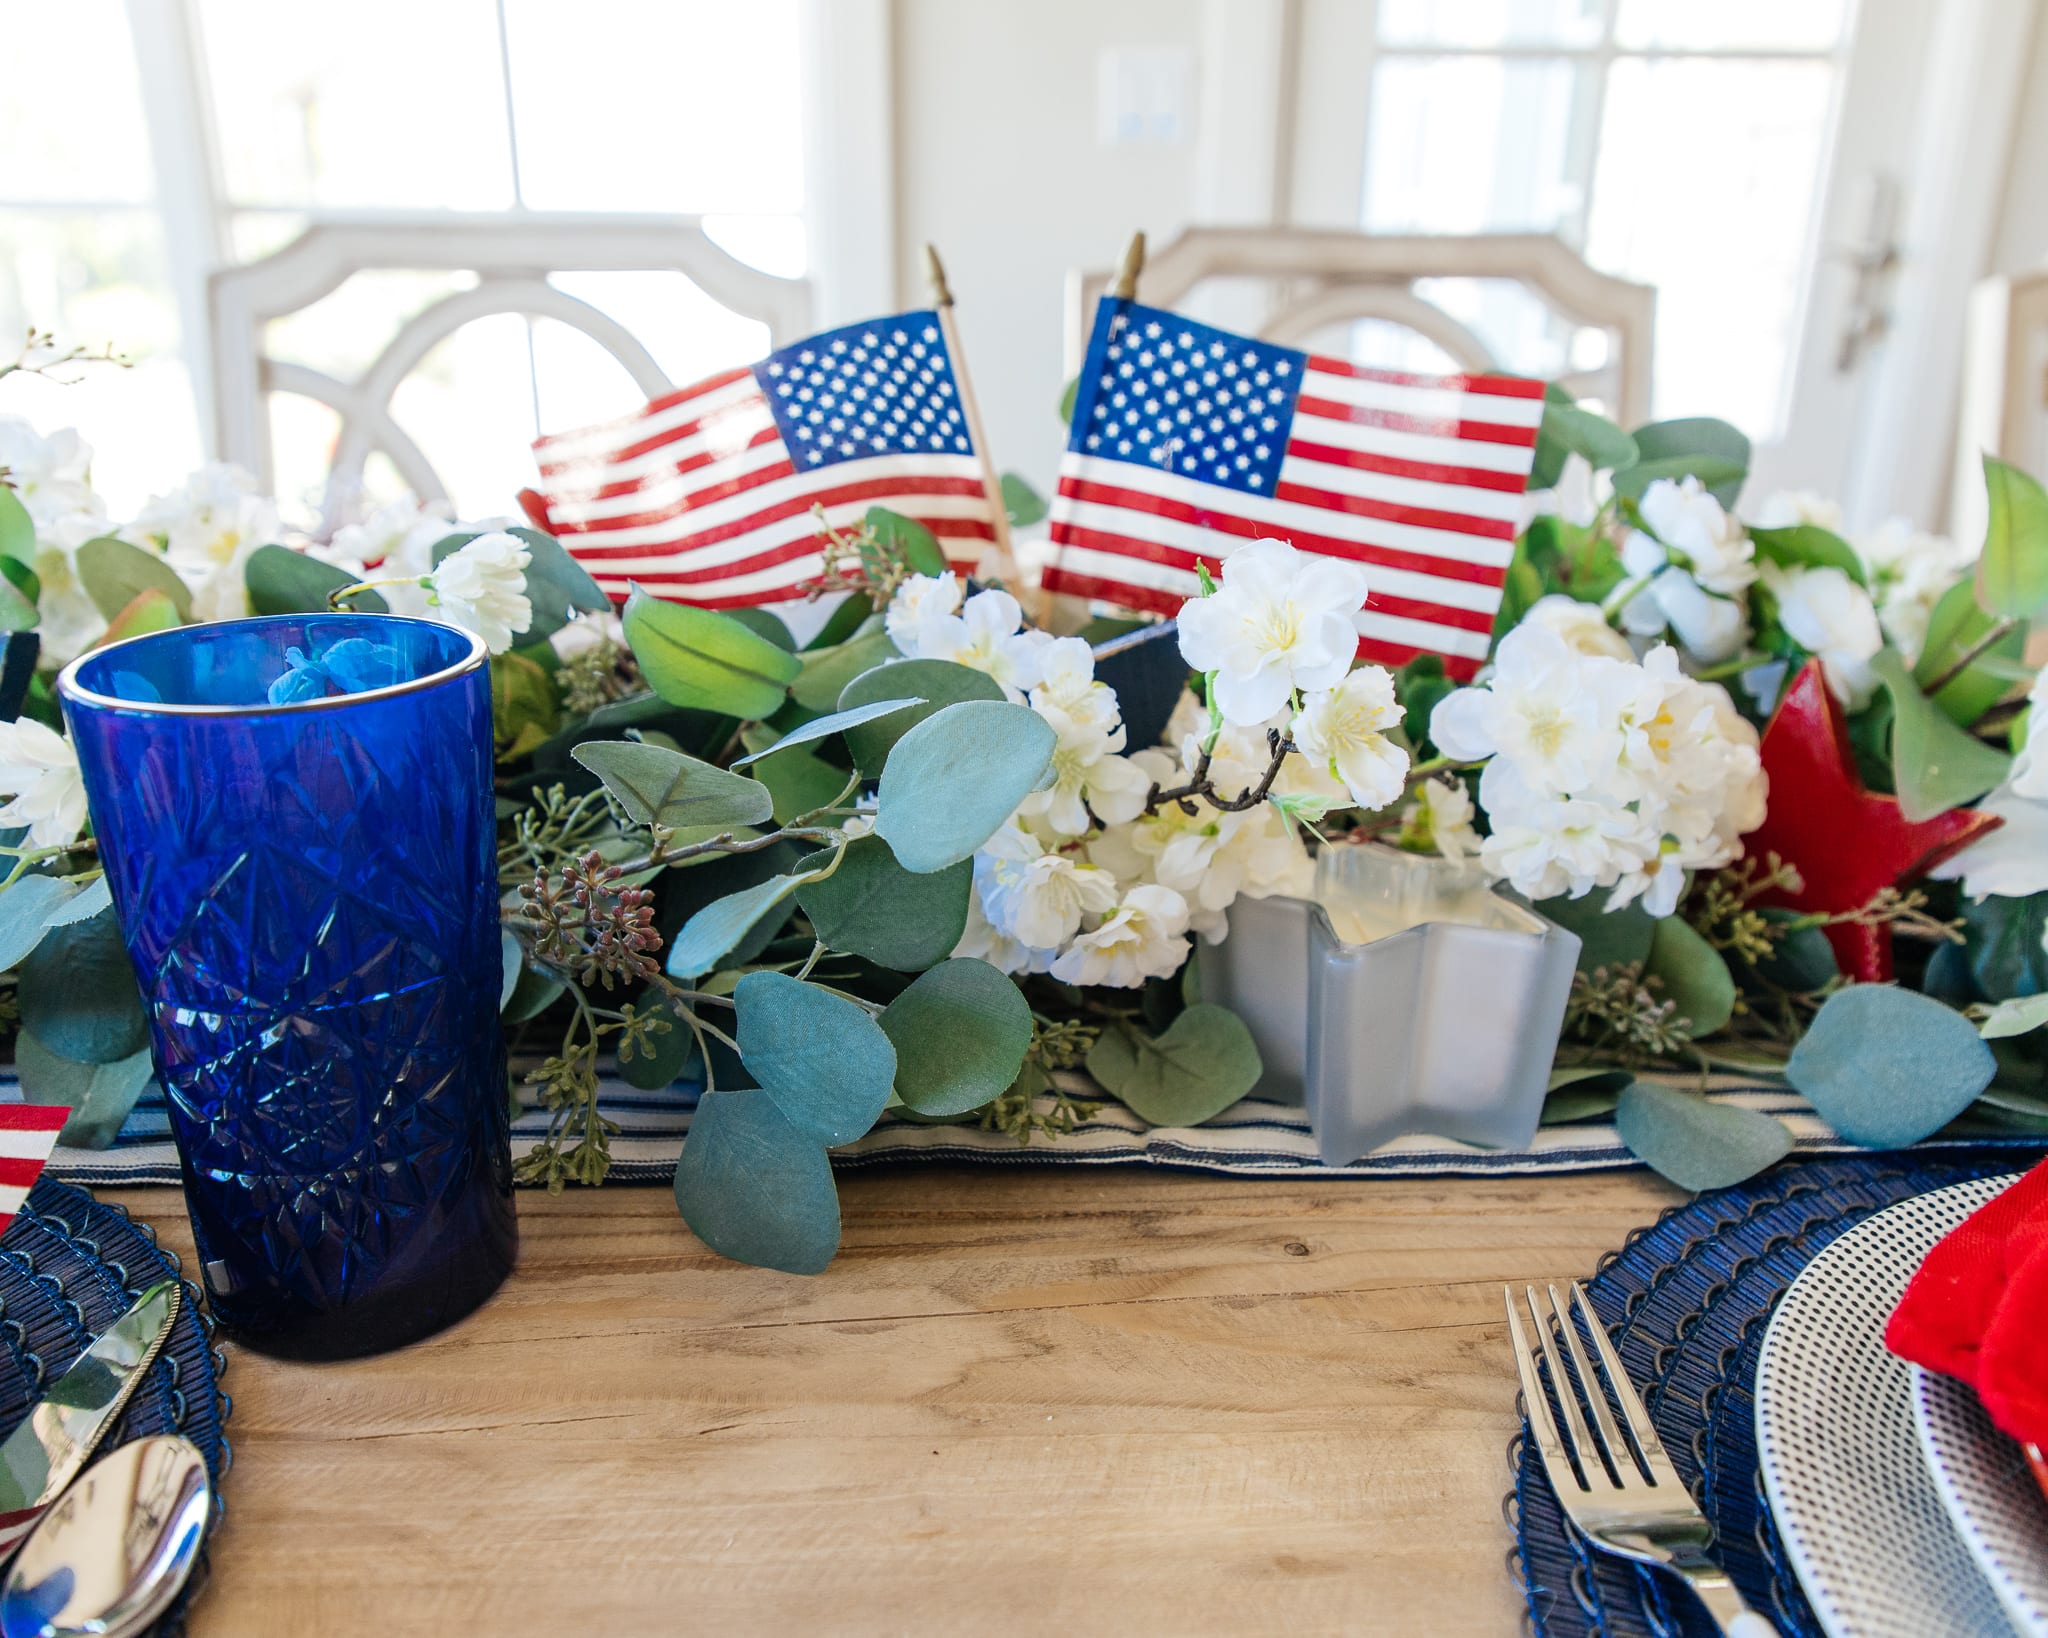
<box><xmin>1109</xmin><ymin>229</ymin><xmax>1146</xmax><ymax>301</ymax></box>
<box><xmin>924</xmin><ymin>244</ymin><xmax>1015</xmax><ymax>582</ymax></box>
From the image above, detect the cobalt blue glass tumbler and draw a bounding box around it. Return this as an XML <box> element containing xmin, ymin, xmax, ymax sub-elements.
<box><xmin>57</xmin><ymin>613</ymin><xmax>516</xmax><ymax>1360</ymax></box>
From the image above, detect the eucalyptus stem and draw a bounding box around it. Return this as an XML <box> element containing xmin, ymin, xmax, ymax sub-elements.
<box><xmin>327</xmin><ymin>574</ymin><xmax>428</xmax><ymax>612</ymax></box>
<box><xmin>1144</xmin><ymin>730</ymin><xmax>1293</xmax><ymax>816</ymax></box>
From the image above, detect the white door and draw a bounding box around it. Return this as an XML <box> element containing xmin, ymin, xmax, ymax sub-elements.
<box><xmin>1283</xmin><ymin>0</ymin><xmax>2037</xmax><ymax>529</ymax></box>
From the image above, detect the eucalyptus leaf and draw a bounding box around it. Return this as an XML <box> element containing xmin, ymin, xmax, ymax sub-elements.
<box><xmin>13</xmin><ymin>1031</ymin><xmax>154</xmax><ymax>1149</ymax></box>
<box><xmin>1871</xmin><ymin>647</ymin><xmax>2010</xmax><ymax>821</ymax></box>
<box><xmin>0</xmin><ymin>875</ymin><xmax>83</xmax><ymax>971</ymax></box>
<box><xmin>1751</xmin><ymin>907</ymin><xmax>1840</xmax><ymax>993</ymax></box>
<box><xmin>1085</xmin><ymin>1004</ymin><xmax>1261</xmax><ymax>1126</ymax></box>
<box><xmin>879</xmin><ymin>959</ymin><xmax>1033</xmax><ymax>1116</ymax></box>
<box><xmin>1541</xmin><ymin>1069</ymin><xmax>1631</xmax><ymax>1125</ymax></box>
<box><xmin>17</xmin><ymin>911</ymin><xmax>146</xmax><ymax>1064</ymax></box>
<box><xmin>0</xmin><ymin>488</ymin><xmax>32</xmax><ymax>566</ymax></box>
<box><xmin>866</xmin><ymin>507</ymin><xmax>948</xmax><ymax>577</ymax></box>
<box><xmin>795</xmin><ymin>834</ymin><xmax>970</xmax><ymax>970</ymax></box>
<box><xmin>731</xmin><ymin>697</ymin><xmax>924</xmax><ymax>766</ymax></box>
<box><xmin>1982</xmin><ymin>993</ymin><xmax>2048</xmax><ymax>1040</ymax></box>
<box><xmin>75</xmin><ymin>535</ymin><xmax>194</xmax><ymax>621</ymax></box>
<box><xmin>1613</xmin><ymin>1082</ymin><xmax>1792</xmax><ymax>1191</ymax></box>
<box><xmin>1786</xmin><ymin>984</ymin><xmax>1996</xmax><ymax>1147</ymax></box>
<box><xmin>1645</xmin><ymin>915</ymin><xmax>1735</xmax><ymax>1036</ymax></box>
<box><xmin>572</xmin><ymin>739</ymin><xmax>773</xmax><ymax>829</ymax></box>
<box><xmin>507</xmin><ymin>532</ymin><xmax>610</xmax><ymax>647</ymax></box>
<box><xmin>491</xmin><ymin>651</ymin><xmax>558</xmax><ymax>760</ymax></box>
<box><xmin>40</xmin><ymin>876</ymin><xmax>108</xmax><ymax>927</ymax></box>
<box><xmin>1532</xmin><ymin>389</ymin><xmax>1638</xmax><ymax>489</ymax></box>
<box><xmin>1979</xmin><ymin>454</ymin><xmax>2048</xmax><ymax>620</ymax></box>
<box><xmin>1747</xmin><ymin>524</ymin><xmax>1867</xmax><ymax>588</ymax></box>
<box><xmin>1958</xmin><ymin>891</ymin><xmax>2048</xmax><ymax>1002</ymax></box>
<box><xmin>1610</xmin><ymin>454</ymin><xmax>1748</xmax><ymax>508</ymax></box>
<box><xmin>667</xmin><ymin>870</ymin><xmax>815</xmax><ymax>978</ymax></box>
<box><xmin>620</xmin><ymin>985</ymin><xmax>695</xmax><ymax>1089</ymax></box>
<box><xmin>1532</xmin><ymin>888</ymin><xmax>1656</xmax><ymax>976</ymax></box>
<box><xmin>750</xmin><ymin>744</ymin><xmax>847</xmax><ymax>826</ymax></box>
<box><xmin>874</xmin><ymin>701</ymin><xmax>1056</xmax><ymax>873</ymax></box>
<box><xmin>1001</xmin><ymin>472</ymin><xmax>1048</xmax><ymax>528</ymax></box>
<box><xmin>724</xmin><ymin>606</ymin><xmax>797</xmax><ymax>651</ymax></box>
<box><xmin>791</xmin><ymin>627</ymin><xmax>897</xmax><ymax>712</ymax></box>
<box><xmin>99</xmin><ymin>589</ymin><xmax>182</xmax><ymax>644</ymax></box>
<box><xmin>623</xmin><ymin>585</ymin><xmax>801</xmax><ymax>719</ymax></box>
<box><xmin>674</xmin><ymin>1090</ymin><xmax>841</xmax><ymax>1275</ymax></box>
<box><xmin>838</xmin><ymin>658</ymin><xmax>1005</xmax><ymax>777</ymax></box>
<box><xmin>734</xmin><ymin>971</ymin><xmax>896</xmax><ymax>1144</ymax></box>
<box><xmin>246</xmin><ymin>543</ymin><xmax>385</xmax><ymax>615</ymax></box>
<box><xmin>502</xmin><ymin>957</ymin><xmax>565</xmax><ymax>1023</ymax></box>
<box><xmin>1914</xmin><ymin>578</ymin><xmax>2029</xmax><ymax>726</ymax></box>
<box><xmin>498</xmin><ymin>929</ymin><xmax>523</xmax><ymax>1011</ymax></box>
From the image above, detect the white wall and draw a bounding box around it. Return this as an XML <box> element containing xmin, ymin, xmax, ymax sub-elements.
<box><xmin>888</xmin><ymin>0</ymin><xmax>1210</xmax><ymax>495</ymax></box>
<box><xmin>1991</xmin><ymin>4</ymin><xmax>2048</xmax><ymax>274</ymax></box>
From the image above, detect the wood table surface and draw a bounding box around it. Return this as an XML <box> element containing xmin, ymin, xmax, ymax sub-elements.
<box><xmin>106</xmin><ymin>1166</ymin><xmax>1685</xmax><ymax>1636</ymax></box>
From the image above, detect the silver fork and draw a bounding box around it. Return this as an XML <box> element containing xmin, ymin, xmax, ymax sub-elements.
<box><xmin>1505</xmin><ymin>1281</ymin><xmax>1778</xmax><ymax>1637</ymax></box>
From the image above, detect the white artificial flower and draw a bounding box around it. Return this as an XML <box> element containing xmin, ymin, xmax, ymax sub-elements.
<box><xmin>0</xmin><ymin>717</ymin><xmax>87</xmax><ymax>850</ymax></box>
<box><xmin>2009</xmin><ymin>669</ymin><xmax>2048</xmax><ymax>803</ymax></box>
<box><xmin>0</xmin><ymin>417</ymin><xmax>101</xmax><ymax>528</ymax></box>
<box><xmin>1027</xmin><ymin>636</ymin><xmax>1121</xmax><ymax>735</ymax></box>
<box><xmin>883</xmin><ymin>571</ymin><xmax>962</xmax><ymax>650</ymax></box>
<box><xmin>1175</xmin><ymin>538</ymin><xmax>1367</xmax><ymax>724</ymax></box>
<box><xmin>1630</xmin><ymin>476</ymin><xmax>1757</xmax><ymax>596</ymax></box>
<box><xmin>1429</xmin><ymin>623</ymin><xmax>1625</xmax><ymax>792</ymax></box>
<box><xmin>1015</xmin><ymin>702</ymin><xmax>1151</xmax><ymax>837</ymax></box>
<box><xmin>901</xmin><ymin>587</ymin><xmax>1044</xmax><ymax>699</ymax></box>
<box><xmin>329</xmin><ymin>496</ymin><xmax>451</xmax><ymax>571</ymax></box>
<box><xmin>1749</xmin><ymin>490</ymin><xmax>1846</xmax><ymax>534</ymax></box>
<box><xmin>1852</xmin><ymin>517</ymin><xmax>1977</xmax><ymax>663</ymax></box>
<box><xmin>1289</xmin><ymin>666</ymin><xmax>1409</xmax><ymax>811</ymax></box>
<box><xmin>1616</xmin><ymin>533</ymin><xmax>1750</xmax><ymax>664</ymax></box>
<box><xmin>1761</xmin><ymin>561</ymin><xmax>1883</xmax><ymax>707</ymax></box>
<box><xmin>973</xmin><ymin>820</ymin><xmax>1120</xmax><ymax>950</ymax></box>
<box><xmin>131</xmin><ymin>464</ymin><xmax>280</xmax><ymax>589</ymax></box>
<box><xmin>1048</xmin><ymin>882</ymin><xmax>1192</xmax><ymax>988</ymax></box>
<box><xmin>1519</xmin><ymin>451</ymin><xmax>1600</xmax><ymax>530</ymax></box>
<box><xmin>1519</xmin><ymin>593</ymin><xmax>1634</xmax><ymax>661</ymax></box>
<box><xmin>1398</xmin><ymin>777</ymin><xmax>1479</xmax><ymax>861</ymax></box>
<box><xmin>548</xmin><ymin>609</ymin><xmax>625</xmax><ymax>661</ymax></box>
<box><xmin>1929</xmin><ymin>784</ymin><xmax>2048</xmax><ymax>899</ymax></box>
<box><xmin>428</xmin><ymin>530</ymin><xmax>532</xmax><ymax>654</ymax></box>
<box><xmin>952</xmin><ymin>889</ymin><xmax>1056</xmax><ymax>976</ymax></box>
<box><xmin>1432</xmin><ymin>634</ymin><xmax>1765</xmax><ymax>913</ymax></box>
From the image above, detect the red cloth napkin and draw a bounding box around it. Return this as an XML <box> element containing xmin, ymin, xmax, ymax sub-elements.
<box><xmin>1886</xmin><ymin>1157</ymin><xmax>2048</xmax><ymax>1449</ymax></box>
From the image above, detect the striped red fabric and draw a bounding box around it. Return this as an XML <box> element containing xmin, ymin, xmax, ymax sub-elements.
<box><xmin>1041</xmin><ymin>298</ymin><xmax>1545</xmax><ymax>681</ymax></box>
<box><xmin>0</xmin><ymin>1105</ymin><xmax>69</xmax><ymax>1236</ymax></box>
<box><xmin>525</xmin><ymin>312</ymin><xmax>998</xmax><ymax>612</ymax></box>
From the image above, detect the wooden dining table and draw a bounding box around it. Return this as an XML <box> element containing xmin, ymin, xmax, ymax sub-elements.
<box><xmin>107</xmin><ymin>1165</ymin><xmax>1684</xmax><ymax>1635</ymax></box>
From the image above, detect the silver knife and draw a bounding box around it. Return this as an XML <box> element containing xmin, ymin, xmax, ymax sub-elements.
<box><xmin>0</xmin><ymin>1280</ymin><xmax>179</xmax><ymax>1558</ymax></box>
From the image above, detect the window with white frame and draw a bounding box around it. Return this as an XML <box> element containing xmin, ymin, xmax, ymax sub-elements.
<box><xmin>0</xmin><ymin>0</ymin><xmax>807</xmax><ymax>522</ymax></box>
<box><xmin>1356</xmin><ymin>0</ymin><xmax>1853</xmax><ymax>435</ymax></box>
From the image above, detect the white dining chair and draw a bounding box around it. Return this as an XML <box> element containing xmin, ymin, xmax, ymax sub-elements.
<box><xmin>1065</xmin><ymin>226</ymin><xmax>1655</xmax><ymax>427</ymax></box>
<box><xmin>208</xmin><ymin>213</ymin><xmax>812</xmax><ymax>531</ymax></box>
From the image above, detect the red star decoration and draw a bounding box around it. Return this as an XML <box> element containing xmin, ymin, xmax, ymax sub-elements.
<box><xmin>1745</xmin><ymin>660</ymin><xmax>2002</xmax><ymax>982</ymax></box>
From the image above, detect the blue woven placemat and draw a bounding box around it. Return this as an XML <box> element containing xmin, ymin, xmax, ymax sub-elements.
<box><xmin>31</xmin><ymin>1067</ymin><xmax>2047</xmax><ymax>1188</ymax></box>
<box><xmin>1</xmin><ymin>1177</ymin><xmax>231</xmax><ymax>1636</ymax></box>
<box><xmin>1506</xmin><ymin>1148</ymin><xmax>2045</xmax><ymax>1637</ymax></box>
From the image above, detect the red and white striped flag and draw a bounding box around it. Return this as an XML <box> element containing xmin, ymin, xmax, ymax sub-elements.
<box><xmin>0</xmin><ymin>1105</ymin><xmax>69</xmax><ymax>1234</ymax></box>
<box><xmin>523</xmin><ymin>311</ymin><xmax>998</xmax><ymax>612</ymax></box>
<box><xmin>1042</xmin><ymin>297</ymin><xmax>1545</xmax><ymax>681</ymax></box>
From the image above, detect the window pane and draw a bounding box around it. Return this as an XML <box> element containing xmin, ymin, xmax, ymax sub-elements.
<box><xmin>197</xmin><ymin>0</ymin><xmax>513</xmax><ymax>208</ymax></box>
<box><xmin>1613</xmin><ymin>0</ymin><xmax>1851</xmax><ymax>51</ymax></box>
<box><xmin>1376</xmin><ymin>0</ymin><xmax>1605</xmax><ymax>48</ymax></box>
<box><xmin>263</xmin><ymin>271</ymin><xmax>480</xmax><ymax>381</ymax></box>
<box><xmin>0</xmin><ymin>1</ymin><xmax>152</xmax><ymax>204</ymax></box>
<box><xmin>0</xmin><ymin>211</ymin><xmax>200</xmax><ymax>516</ymax></box>
<box><xmin>542</xmin><ymin>270</ymin><xmax>773</xmax><ymax>419</ymax></box>
<box><xmin>1586</xmin><ymin>58</ymin><xmax>1837</xmax><ymax>434</ymax></box>
<box><xmin>386</xmin><ymin>313</ymin><xmax>539</xmax><ymax>518</ymax></box>
<box><xmin>503</xmin><ymin>0</ymin><xmax>804</xmax><ymax>213</ymax></box>
<box><xmin>1363</xmin><ymin>57</ymin><xmax>1596</xmax><ymax>237</ymax></box>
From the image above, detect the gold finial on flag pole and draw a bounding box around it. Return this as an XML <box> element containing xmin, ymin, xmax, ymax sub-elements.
<box><xmin>1109</xmin><ymin>230</ymin><xmax>1146</xmax><ymax>301</ymax></box>
<box><xmin>923</xmin><ymin>243</ymin><xmax>1016</xmax><ymax>583</ymax></box>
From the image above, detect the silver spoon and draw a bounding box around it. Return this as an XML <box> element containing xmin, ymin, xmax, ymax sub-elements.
<box><xmin>0</xmin><ymin>1435</ymin><xmax>210</xmax><ymax>1638</ymax></box>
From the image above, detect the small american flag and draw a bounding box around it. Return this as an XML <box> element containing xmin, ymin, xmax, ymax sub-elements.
<box><xmin>525</xmin><ymin>311</ymin><xmax>998</xmax><ymax>609</ymax></box>
<box><xmin>1042</xmin><ymin>297</ymin><xmax>1546</xmax><ymax>681</ymax></box>
<box><xmin>0</xmin><ymin>1105</ymin><xmax>68</xmax><ymax>1235</ymax></box>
